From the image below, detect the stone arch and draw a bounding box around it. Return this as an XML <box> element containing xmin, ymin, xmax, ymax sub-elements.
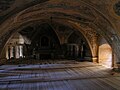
<box><xmin>48</xmin><ymin>19</ymin><xmax>96</xmax><ymax>59</ymax></box>
<box><xmin>0</xmin><ymin>0</ymin><xmax>120</xmax><ymax>64</ymax></box>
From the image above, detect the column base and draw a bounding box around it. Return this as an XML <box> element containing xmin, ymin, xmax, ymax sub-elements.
<box><xmin>92</xmin><ymin>57</ymin><xmax>98</xmax><ymax>63</ymax></box>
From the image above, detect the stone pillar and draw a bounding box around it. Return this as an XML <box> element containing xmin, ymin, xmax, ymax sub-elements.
<box><xmin>68</xmin><ymin>45</ymin><xmax>70</xmax><ymax>57</ymax></box>
<box><xmin>6</xmin><ymin>46</ymin><xmax>9</xmax><ymax>59</ymax></box>
<box><xmin>112</xmin><ymin>53</ymin><xmax>117</xmax><ymax>68</ymax></box>
<box><xmin>71</xmin><ymin>45</ymin><xmax>73</xmax><ymax>56</ymax></box>
<box><xmin>16</xmin><ymin>45</ymin><xmax>20</xmax><ymax>59</ymax></box>
<box><xmin>81</xmin><ymin>44</ymin><xmax>84</xmax><ymax>58</ymax></box>
<box><xmin>13</xmin><ymin>46</ymin><xmax>16</xmax><ymax>58</ymax></box>
<box><xmin>73</xmin><ymin>45</ymin><xmax>76</xmax><ymax>58</ymax></box>
<box><xmin>19</xmin><ymin>45</ymin><xmax>23</xmax><ymax>57</ymax></box>
<box><xmin>92</xmin><ymin>56</ymin><xmax>98</xmax><ymax>63</ymax></box>
<box><xmin>92</xmin><ymin>43</ymin><xmax>98</xmax><ymax>63</ymax></box>
<box><xmin>10</xmin><ymin>46</ymin><xmax>13</xmax><ymax>58</ymax></box>
<box><xmin>76</xmin><ymin>45</ymin><xmax>79</xmax><ymax>58</ymax></box>
<box><xmin>117</xmin><ymin>63</ymin><xmax>120</xmax><ymax>71</ymax></box>
<box><xmin>8</xmin><ymin>46</ymin><xmax>11</xmax><ymax>59</ymax></box>
<box><xmin>113</xmin><ymin>53</ymin><xmax>120</xmax><ymax>71</ymax></box>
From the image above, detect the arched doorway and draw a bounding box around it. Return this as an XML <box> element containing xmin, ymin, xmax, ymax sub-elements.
<box><xmin>98</xmin><ymin>36</ymin><xmax>113</xmax><ymax>68</ymax></box>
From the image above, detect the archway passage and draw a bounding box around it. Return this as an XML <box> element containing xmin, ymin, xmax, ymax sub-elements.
<box><xmin>3</xmin><ymin>22</ymin><xmax>93</xmax><ymax>64</ymax></box>
<box><xmin>0</xmin><ymin>0</ymin><xmax>119</xmax><ymax>69</ymax></box>
<box><xmin>98</xmin><ymin>36</ymin><xmax>113</xmax><ymax>68</ymax></box>
<box><xmin>19</xmin><ymin>23</ymin><xmax>61</xmax><ymax>60</ymax></box>
<box><xmin>67</xmin><ymin>31</ymin><xmax>92</xmax><ymax>61</ymax></box>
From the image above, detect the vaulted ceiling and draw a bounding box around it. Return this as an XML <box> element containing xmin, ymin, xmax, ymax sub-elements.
<box><xmin>0</xmin><ymin>0</ymin><xmax>120</xmax><ymax>33</ymax></box>
<box><xmin>0</xmin><ymin>0</ymin><xmax>120</xmax><ymax>62</ymax></box>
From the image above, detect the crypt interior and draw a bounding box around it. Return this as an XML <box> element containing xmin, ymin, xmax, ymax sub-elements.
<box><xmin>0</xmin><ymin>0</ymin><xmax>120</xmax><ymax>90</ymax></box>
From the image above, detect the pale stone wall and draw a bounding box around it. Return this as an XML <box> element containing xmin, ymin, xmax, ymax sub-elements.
<box><xmin>98</xmin><ymin>37</ymin><xmax>112</xmax><ymax>68</ymax></box>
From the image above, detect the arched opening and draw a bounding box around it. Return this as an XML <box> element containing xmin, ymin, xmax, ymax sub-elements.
<box><xmin>2</xmin><ymin>22</ymin><xmax>93</xmax><ymax>64</ymax></box>
<box><xmin>98</xmin><ymin>36</ymin><xmax>113</xmax><ymax>68</ymax></box>
<box><xmin>67</xmin><ymin>31</ymin><xmax>92</xmax><ymax>61</ymax></box>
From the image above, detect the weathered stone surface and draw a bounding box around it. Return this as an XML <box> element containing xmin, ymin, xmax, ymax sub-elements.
<box><xmin>0</xmin><ymin>0</ymin><xmax>120</xmax><ymax>63</ymax></box>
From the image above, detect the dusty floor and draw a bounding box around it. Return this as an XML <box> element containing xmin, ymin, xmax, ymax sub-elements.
<box><xmin>0</xmin><ymin>61</ymin><xmax>120</xmax><ymax>90</ymax></box>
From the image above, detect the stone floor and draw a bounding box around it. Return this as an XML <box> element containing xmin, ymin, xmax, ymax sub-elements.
<box><xmin>0</xmin><ymin>61</ymin><xmax>120</xmax><ymax>90</ymax></box>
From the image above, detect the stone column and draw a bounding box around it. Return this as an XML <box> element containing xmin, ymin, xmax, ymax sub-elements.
<box><xmin>6</xmin><ymin>46</ymin><xmax>9</xmax><ymax>59</ymax></box>
<box><xmin>76</xmin><ymin>45</ymin><xmax>79</xmax><ymax>58</ymax></box>
<box><xmin>71</xmin><ymin>45</ymin><xmax>73</xmax><ymax>56</ymax></box>
<box><xmin>92</xmin><ymin>56</ymin><xmax>98</xmax><ymax>63</ymax></box>
<box><xmin>19</xmin><ymin>45</ymin><xmax>23</xmax><ymax>57</ymax></box>
<box><xmin>68</xmin><ymin>45</ymin><xmax>70</xmax><ymax>56</ymax></box>
<box><xmin>81</xmin><ymin>44</ymin><xmax>84</xmax><ymax>58</ymax></box>
<box><xmin>10</xmin><ymin>46</ymin><xmax>13</xmax><ymax>58</ymax></box>
<box><xmin>113</xmin><ymin>53</ymin><xmax>120</xmax><ymax>71</ymax></box>
<box><xmin>92</xmin><ymin>37</ymin><xmax>98</xmax><ymax>63</ymax></box>
<box><xmin>13</xmin><ymin>46</ymin><xmax>16</xmax><ymax>58</ymax></box>
<box><xmin>15</xmin><ymin>45</ymin><xmax>20</xmax><ymax>59</ymax></box>
<box><xmin>8</xmin><ymin>46</ymin><xmax>11</xmax><ymax>59</ymax></box>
